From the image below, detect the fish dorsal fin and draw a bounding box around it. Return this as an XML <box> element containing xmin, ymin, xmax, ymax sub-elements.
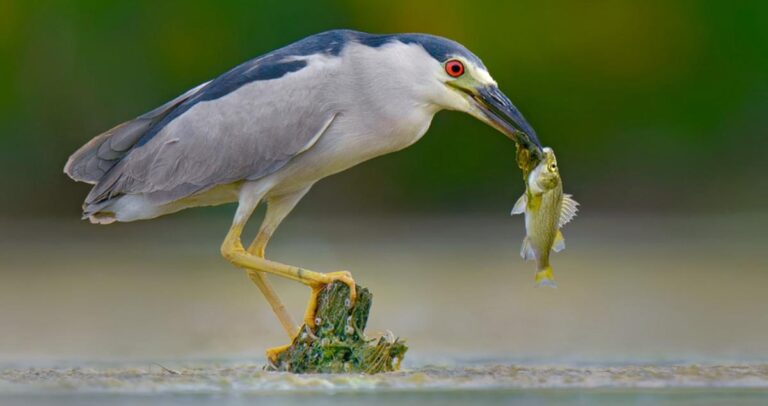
<box><xmin>552</xmin><ymin>230</ymin><xmax>566</xmax><ymax>252</ymax></box>
<box><xmin>511</xmin><ymin>193</ymin><xmax>527</xmax><ymax>215</ymax></box>
<box><xmin>559</xmin><ymin>194</ymin><xmax>579</xmax><ymax>228</ymax></box>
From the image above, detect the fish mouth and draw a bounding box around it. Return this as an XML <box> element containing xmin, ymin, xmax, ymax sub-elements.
<box><xmin>458</xmin><ymin>84</ymin><xmax>543</xmax><ymax>160</ymax></box>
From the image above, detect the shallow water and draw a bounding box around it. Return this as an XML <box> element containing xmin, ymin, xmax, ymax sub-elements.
<box><xmin>1</xmin><ymin>390</ymin><xmax>766</xmax><ymax>406</ymax></box>
<box><xmin>2</xmin><ymin>362</ymin><xmax>768</xmax><ymax>405</ymax></box>
<box><xmin>3</xmin><ymin>362</ymin><xmax>768</xmax><ymax>391</ymax></box>
<box><xmin>1</xmin><ymin>213</ymin><xmax>767</xmax><ymax>403</ymax></box>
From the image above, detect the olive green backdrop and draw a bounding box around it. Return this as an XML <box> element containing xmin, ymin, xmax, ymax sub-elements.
<box><xmin>1</xmin><ymin>1</ymin><xmax>768</xmax><ymax>368</ymax></box>
<box><xmin>1</xmin><ymin>0</ymin><xmax>766</xmax><ymax>216</ymax></box>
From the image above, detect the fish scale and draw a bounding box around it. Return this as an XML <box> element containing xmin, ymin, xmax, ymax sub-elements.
<box><xmin>512</xmin><ymin>147</ymin><xmax>578</xmax><ymax>287</ymax></box>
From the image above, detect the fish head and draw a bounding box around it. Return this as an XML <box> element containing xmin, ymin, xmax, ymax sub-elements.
<box><xmin>528</xmin><ymin>147</ymin><xmax>560</xmax><ymax>194</ymax></box>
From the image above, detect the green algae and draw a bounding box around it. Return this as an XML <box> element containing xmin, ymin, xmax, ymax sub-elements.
<box><xmin>266</xmin><ymin>281</ymin><xmax>407</xmax><ymax>374</ymax></box>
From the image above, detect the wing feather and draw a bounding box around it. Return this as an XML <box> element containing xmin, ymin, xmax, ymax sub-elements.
<box><xmin>64</xmin><ymin>82</ymin><xmax>210</xmax><ymax>184</ymax></box>
<box><xmin>84</xmin><ymin>61</ymin><xmax>339</xmax><ymax>208</ymax></box>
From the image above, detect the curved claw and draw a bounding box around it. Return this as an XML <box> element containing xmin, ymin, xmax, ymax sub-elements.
<box><xmin>266</xmin><ymin>324</ymin><xmax>318</xmax><ymax>365</ymax></box>
<box><xmin>266</xmin><ymin>343</ymin><xmax>292</xmax><ymax>364</ymax></box>
<box><xmin>324</xmin><ymin>271</ymin><xmax>357</xmax><ymax>304</ymax></box>
<box><xmin>303</xmin><ymin>270</ymin><xmax>357</xmax><ymax>329</ymax></box>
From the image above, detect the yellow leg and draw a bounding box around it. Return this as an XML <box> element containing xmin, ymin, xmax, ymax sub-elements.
<box><xmin>243</xmin><ymin>232</ymin><xmax>298</xmax><ymax>339</ymax></box>
<box><xmin>225</xmin><ymin>186</ymin><xmax>355</xmax><ymax>363</ymax></box>
<box><xmin>244</xmin><ymin>215</ymin><xmax>301</xmax><ymax>362</ymax></box>
<box><xmin>222</xmin><ymin>223</ymin><xmax>357</xmax><ymax>328</ymax></box>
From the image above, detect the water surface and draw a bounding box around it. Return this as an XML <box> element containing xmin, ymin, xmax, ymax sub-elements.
<box><xmin>1</xmin><ymin>213</ymin><xmax>766</xmax><ymax>404</ymax></box>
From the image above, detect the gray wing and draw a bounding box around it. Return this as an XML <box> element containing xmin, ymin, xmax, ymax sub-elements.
<box><xmin>64</xmin><ymin>82</ymin><xmax>210</xmax><ymax>184</ymax></box>
<box><xmin>84</xmin><ymin>67</ymin><xmax>339</xmax><ymax>207</ymax></box>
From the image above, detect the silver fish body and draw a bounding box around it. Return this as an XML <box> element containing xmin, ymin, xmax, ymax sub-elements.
<box><xmin>511</xmin><ymin>147</ymin><xmax>578</xmax><ymax>287</ymax></box>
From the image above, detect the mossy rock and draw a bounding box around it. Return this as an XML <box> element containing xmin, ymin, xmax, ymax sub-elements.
<box><xmin>266</xmin><ymin>281</ymin><xmax>407</xmax><ymax>374</ymax></box>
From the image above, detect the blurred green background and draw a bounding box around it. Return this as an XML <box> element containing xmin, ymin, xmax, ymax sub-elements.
<box><xmin>1</xmin><ymin>0</ymin><xmax>766</xmax><ymax>217</ymax></box>
<box><xmin>2</xmin><ymin>0</ymin><xmax>768</xmax><ymax>370</ymax></box>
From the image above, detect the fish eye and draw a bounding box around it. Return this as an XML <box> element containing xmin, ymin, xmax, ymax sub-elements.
<box><xmin>445</xmin><ymin>60</ymin><xmax>465</xmax><ymax>77</ymax></box>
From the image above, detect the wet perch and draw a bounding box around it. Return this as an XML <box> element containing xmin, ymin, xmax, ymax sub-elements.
<box><xmin>267</xmin><ymin>281</ymin><xmax>407</xmax><ymax>374</ymax></box>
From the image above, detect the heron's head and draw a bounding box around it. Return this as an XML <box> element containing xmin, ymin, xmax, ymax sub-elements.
<box><xmin>308</xmin><ymin>31</ymin><xmax>542</xmax><ymax>151</ymax></box>
<box><xmin>375</xmin><ymin>34</ymin><xmax>542</xmax><ymax>151</ymax></box>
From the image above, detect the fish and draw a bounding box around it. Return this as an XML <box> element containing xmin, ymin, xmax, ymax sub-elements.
<box><xmin>511</xmin><ymin>147</ymin><xmax>578</xmax><ymax>287</ymax></box>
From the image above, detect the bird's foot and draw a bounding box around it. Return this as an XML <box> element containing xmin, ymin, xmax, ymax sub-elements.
<box><xmin>266</xmin><ymin>325</ymin><xmax>316</xmax><ymax>365</ymax></box>
<box><xmin>265</xmin><ymin>343</ymin><xmax>292</xmax><ymax>364</ymax></box>
<box><xmin>303</xmin><ymin>271</ymin><xmax>356</xmax><ymax>329</ymax></box>
<box><xmin>268</xmin><ymin>271</ymin><xmax>357</xmax><ymax>364</ymax></box>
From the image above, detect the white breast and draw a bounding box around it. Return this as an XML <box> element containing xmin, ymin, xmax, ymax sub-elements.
<box><xmin>264</xmin><ymin>41</ymin><xmax>443</xmax><ymax>190</ymax></box>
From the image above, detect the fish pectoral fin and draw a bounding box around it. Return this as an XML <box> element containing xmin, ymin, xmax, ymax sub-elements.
<box><xmin>558</xmin><ymin>194</ymin><xmax>579</xmax><ymax>228</ymax></box>
<box><xmin>552</xmin><ymin>230</ymin><xmax>566</xmax><ymax>253</ymax></box>
<box><xmin>511</xmin><ymin>193</ymin><xmax>527</xmax><ymax>215</ymax></box>
<box><xmin>520</xmin><ymin>237</ymin><xmax>536</xmax><ymax>261</ymax></box>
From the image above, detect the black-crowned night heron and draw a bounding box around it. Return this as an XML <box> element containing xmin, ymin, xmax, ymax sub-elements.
<box><xmin>64</xmin><ymin>30</ymin><xmax>542</xmax><ymax>358</ymax></box>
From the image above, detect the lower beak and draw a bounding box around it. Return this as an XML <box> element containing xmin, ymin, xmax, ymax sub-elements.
<box><xmin>471</xmin><ymin>86</ymin><xmax>542</xmax><ymax>155</ymax></box>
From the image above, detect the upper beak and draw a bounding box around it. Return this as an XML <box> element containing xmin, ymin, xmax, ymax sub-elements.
<box><xmin>469</xmin><ymin>85</ymin><xmax>542</xmax><ymax>155</ymax></box>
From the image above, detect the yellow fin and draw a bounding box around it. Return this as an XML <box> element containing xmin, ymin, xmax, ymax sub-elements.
<box><xmin>535</xmin><ymin>266</ymin><xmax>557</xmax><ymax>288</ymax></box>
<box><xmin>552</xmin><ymin>230</ymin><xmax>565</xmax><ymax>253</ymax></box>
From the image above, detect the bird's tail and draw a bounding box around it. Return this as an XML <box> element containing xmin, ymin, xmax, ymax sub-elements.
<box><xmin>535</xmin><ymin>266</ymin><xmax>557</xmax><ymax>288</ymax></box>
<box><xmin>82</xmin><ymin>199</ymin><xmax>117</xmax><ymax>224</ymax></box>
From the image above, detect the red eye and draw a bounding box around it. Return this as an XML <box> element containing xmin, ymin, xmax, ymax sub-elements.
<box><xmin>445</xmin><ymin>59</ymin><xmax>464</xmax><ymax>77</ymax></box>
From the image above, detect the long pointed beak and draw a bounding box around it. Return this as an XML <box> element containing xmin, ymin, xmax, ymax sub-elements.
<box><xmin>471</xmin><ymin>85</ymin><xmax>542</xmax><ymax>155</ymax></box>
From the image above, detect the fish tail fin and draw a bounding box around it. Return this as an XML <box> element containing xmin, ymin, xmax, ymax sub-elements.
<box><xmin>535</xmin><ymin>266</ymin><xmax>557</xmax><ymax>288</ymax></box>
